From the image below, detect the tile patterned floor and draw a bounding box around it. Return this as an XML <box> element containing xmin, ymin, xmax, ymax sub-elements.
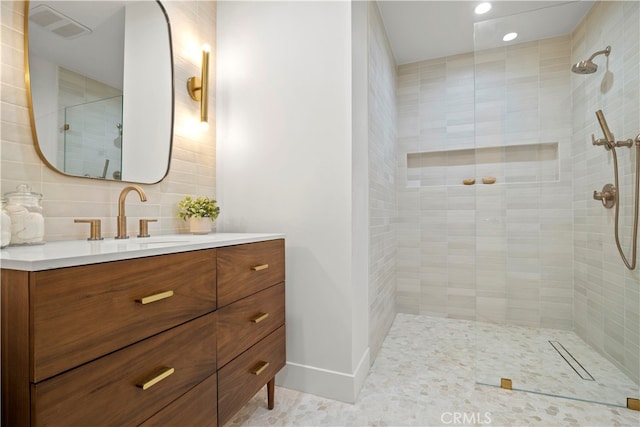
<box><xmin>227</xmin><ymin>314</ymin><xmax>640</xmax><ymax>426</ymax></box>
<box><xmin>475</xmin><ymin>321</ymin><xmax>638</xmax><ymax>408</ymax></box>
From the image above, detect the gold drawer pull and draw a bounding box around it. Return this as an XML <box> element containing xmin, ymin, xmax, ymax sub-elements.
<box><xmin>250</xmin><ymin>312</ymin><xmax>270</xmax><ymax>323</ymax></box>
<box><xmin>136</xmin><ymin>290</ymin><xmax>174</xmax><ymax>305</ymax></box>
<box><xmin>251</xmin><ymin>264</ymin><xmax>269</xmax><ymax>271</ymax></box>
<box><xmin>250</xmin><ymin>361</ymin><xmax>270</xmax><ymax>376</ymax></box>
<box><xmin>137</xmin><ymin>367</ymin><xmax>175</xmax><ymax>390</ymax></box>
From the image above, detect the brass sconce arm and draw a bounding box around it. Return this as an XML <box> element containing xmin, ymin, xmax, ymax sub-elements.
<box><xmin>187</xmin><ymin>44</ymin><xmax>210</xmax><ymax>123</ymax></box>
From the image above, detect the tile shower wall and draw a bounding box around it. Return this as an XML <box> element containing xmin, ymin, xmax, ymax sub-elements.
<box><xmin>367</xmin><ymin>2</ymin><xmax>397</xmax><ymax>363</ymax></box>
<box><xmin>396</xmin><ymin>53</ymin><xmax>476</xmax><ymax>319</ymax></box>
<box><xmin>396</xmin><ymin>36</ymin><xmax>574</xmax><ymax>328</ymax></box>
<box><xmin>571</xmin><ymin>0</ymin><xmax>640</xmax><ymax>384</ymax></box>
<box><xmin>1</xmin><ymin>1</ymin><xmax>216</xmax><ymax>241</ymax></box>
<box><xmin>57</xmin><ymin>67</ymin><xmax>123</xmax><ymax>179</ymax></box>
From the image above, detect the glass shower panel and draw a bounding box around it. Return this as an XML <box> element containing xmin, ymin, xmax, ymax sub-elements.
<box><xmin>64</xmin><ymin>95</ymin><xmax>123</xmax><ymax>179</ymax></box>
<box><xmin>473</xmin><ymin>1</ymin><xmax>640</xmax><ymax>409</ymax></box>
<box><xmin>396</xmin><ymin>47</ymin><xmax>479</xmax><ymax>322</ymax></box>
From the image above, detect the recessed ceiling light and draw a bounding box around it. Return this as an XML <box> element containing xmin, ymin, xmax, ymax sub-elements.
<box><xmin>503</xmin><ymin>32</ymin><xmax>518</xmax><ymax>42</ymax></box>
<box><xmin>474</xmin><ymin>2</ymin><xmax>492</xmax><ymax>15</ymax></box>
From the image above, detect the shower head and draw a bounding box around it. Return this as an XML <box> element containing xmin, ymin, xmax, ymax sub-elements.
<box><xmin>572</xmin><ymin>60</ymin><xmax>598</xmax><ymax>74</ymax></box>
<box><xmin>571</xmin><ymin>46</ymin><xmax>611</xmax><ymax>74</ymax></box>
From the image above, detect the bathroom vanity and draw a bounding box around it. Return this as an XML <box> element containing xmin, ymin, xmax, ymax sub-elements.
<box><xmin>0</xmin><ymin>233</ymin><xmax>285</xmax><ymax>426</ymax></box>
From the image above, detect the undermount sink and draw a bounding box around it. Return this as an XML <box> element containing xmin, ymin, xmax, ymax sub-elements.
<box><xmin>132</xmin><ymin>237</ymin><xmax>190</xmax><ymax>245</ymax></box>
<box><xmin>95</xmin><ymin>236</ymin><xmax>191</xmax><ymax>250</ymax></box>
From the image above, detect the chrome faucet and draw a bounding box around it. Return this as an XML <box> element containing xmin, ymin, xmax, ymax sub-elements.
<box><xmin>116</xmin><ymin>185</ymin><xmax>147</xmax><ymax>239</ymax></box>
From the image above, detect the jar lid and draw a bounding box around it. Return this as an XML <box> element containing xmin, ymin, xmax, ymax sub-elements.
<box><xmin>4</xmin><ymin>184</ymin><xmax>42</xmax><ymax>200</ymax></box>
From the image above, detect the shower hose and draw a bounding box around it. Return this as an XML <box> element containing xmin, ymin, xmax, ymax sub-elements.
<box><xmin>610</xmin><ymin>137</ymin><xmax>640</xmax><ymax>270</ymax></box>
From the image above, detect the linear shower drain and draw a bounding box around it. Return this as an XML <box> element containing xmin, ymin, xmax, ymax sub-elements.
<box><xmin>549</xmin><ymin>340</ymin><xmax>595</xmax><ymax>381</ymax></box>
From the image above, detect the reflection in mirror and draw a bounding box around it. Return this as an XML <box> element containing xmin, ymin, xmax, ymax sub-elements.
<box><xmin>26</xmin><ymin>0</ymin><xmax>174</xmax><ymax>184</ymax></box>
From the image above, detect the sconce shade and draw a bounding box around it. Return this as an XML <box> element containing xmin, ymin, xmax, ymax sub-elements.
<box><xmin>187</xmin><ymin>45</ymin><xmax>210</xmax><ymax>123</ymax></box>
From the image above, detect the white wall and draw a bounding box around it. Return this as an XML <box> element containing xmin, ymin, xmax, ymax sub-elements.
<box><xmin>350</xmin><ymin>0</ymin><xmax>371</xmax><ymax>395</ymax></box>
<box><xmin>216</xmin><ymin>0</ymin><xmax>369</xmax><ymax>403</ymax></box>
<box><xmin>121</xmin><ymin>2</ymin><xmax>172</xmax><ymax>183</ymax></box>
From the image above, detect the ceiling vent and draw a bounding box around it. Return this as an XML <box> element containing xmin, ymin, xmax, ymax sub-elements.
<box><xmin>29</xmin><ymin>4</ymin><xmax>91</xmax><ymax>39</ymax></box>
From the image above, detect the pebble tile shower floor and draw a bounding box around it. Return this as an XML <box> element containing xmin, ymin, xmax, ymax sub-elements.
<box><xmin>475</xmin><ymin>321</ymin><xmax>638</xmax><ymax>408</ymax></box>
<box><xmin>227</xmin><ymin>314</ymin><xmax>640</xmax><ymax>426</ymax></box>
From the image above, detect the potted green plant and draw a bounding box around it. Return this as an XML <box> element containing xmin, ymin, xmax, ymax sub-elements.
<box><xmin>177</xmin><ymin>195</ymin><xmax>220</xmax><ymax>234</ymax></box>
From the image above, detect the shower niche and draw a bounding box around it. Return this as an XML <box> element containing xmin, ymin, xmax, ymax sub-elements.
<box><xmin>406</xmin><ymin>142</ymin><xmax>559</xmax><ymax>187</ymax></box>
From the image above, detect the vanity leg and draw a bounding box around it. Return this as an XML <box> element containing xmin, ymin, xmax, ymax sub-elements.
<box><xmin>267</xmin><ymin>377</ymin><xmax>275</xmax><ymax>409</ymax></box>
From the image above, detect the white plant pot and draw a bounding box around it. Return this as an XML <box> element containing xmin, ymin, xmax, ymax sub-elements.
<box><xmin>189</xmin><ymin>217</ymin><xmax>212</xmax><ymax>235</ymax></box>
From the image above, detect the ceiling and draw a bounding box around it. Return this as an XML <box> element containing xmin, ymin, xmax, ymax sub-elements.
<box><xmin>376</xmin><ymin>1</ymin><xmax>595</xmax><ymax>65</ymax></box>
<box><xmin>29</xmin><ymin>1</ymin><xmax>126</xmax><ymax>89</ymax></box>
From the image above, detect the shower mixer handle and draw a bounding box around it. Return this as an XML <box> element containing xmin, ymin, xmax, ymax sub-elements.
<box><xmin>593</xmin><ymin>183</ymin><xmax>616</xmax><ymax>209</ymax></box>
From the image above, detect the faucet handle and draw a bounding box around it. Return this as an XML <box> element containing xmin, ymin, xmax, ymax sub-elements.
<box><xmin>138</xmin><ymin>218</ymin><xmax>158</xmax><ymax>238</ymax></box>
<box><xmin>593</xmin><ymin>184</ymin><xmax>616</xmax><ymax>209</ymax></box>
<box><xmin>74</xmin><ymin>219</ymin><xmax>104</xmax><ymax>241</ymax></box>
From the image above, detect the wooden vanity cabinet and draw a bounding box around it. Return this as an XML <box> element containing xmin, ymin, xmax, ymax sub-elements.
<box><xmin>1</xmin><ymin>238</ymin><xmax>286</xmax><ymax>427</ymax></box>
<box><xmin>216</xmin><ymin>239</ymin><xmax>286</xmax><ymax>426</ymax></box>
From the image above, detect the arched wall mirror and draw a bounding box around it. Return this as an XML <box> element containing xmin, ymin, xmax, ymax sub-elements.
<box><xmin>25</xmin><ymin>0</ymin><xmax>174</xmax><ymax>184</ymax></box>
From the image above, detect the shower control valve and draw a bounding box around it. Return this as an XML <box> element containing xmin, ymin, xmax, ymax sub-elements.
<box><xmin>593</xmin><ymin>183</ymin><xmax>616</xmax><ymax>209</ymax></box>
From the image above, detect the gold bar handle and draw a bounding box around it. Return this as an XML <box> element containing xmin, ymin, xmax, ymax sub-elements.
<box><xmin>136</xmin><ymin>290</ymin><xmax>174</xmax><ymax>305</ymax></box>
<box><xmin>250</xmin><ymin>361</ymin><xmax>270</xmax><ymax>376</ymax></box>
<box><xmin>250</xmin><ymin>312</ymin><xmax>269</xmax><ymax>323</ymax></box>
<box><xmin>251</xmin><ymin>263</ymin><xmax>269</xmax><ymax>271</ymax></box>
<box><xmin>137</xmin><ymin>367</ymin><xmax>175</xmax><ymax>390</ymax></box>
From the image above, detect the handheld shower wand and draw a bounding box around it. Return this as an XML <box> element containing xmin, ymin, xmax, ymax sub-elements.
<box><xmin>595</xmin><ymin>110</ymin><xmax>614</xmax><ymax>146</ymax></box>
<box><xmin>592</xmin><ymin>109</ymin><xmax>617</xmax><ymax>150</ymax></box>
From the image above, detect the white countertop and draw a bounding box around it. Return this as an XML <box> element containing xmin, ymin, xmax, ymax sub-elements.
<box><xmin>0</xmin><ymin>233</ymin><xmax>285</xmax><ymax>271</ymax></box>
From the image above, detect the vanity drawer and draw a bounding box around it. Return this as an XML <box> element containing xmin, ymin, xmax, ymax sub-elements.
<box><xmin>217</xmin><ymin>283</ymin><xmax>285</xmax><ymax>368</ymax></box>
<box><xmin>30</xmin><ymin>249</ymin><xmax>217</xmax><ymax>382</ymax></box>
<box><xmin>140</xmin><ymin>373</ymin><xmax>217</xmax><ymax>427</ymax></box>
<box><xmin>217</xmin><ymin>239</ymin><xmax>284</xmax><ymax>307</ymax></box>
<box><xmin>32</xmin><ymin>313</ymin><xmax>217</xmax><ymax>427</ymax></box>
<box><xmin>217</xmin><ymin>325</ymin><xmax>286</xmax><ymax>426</ymax></box>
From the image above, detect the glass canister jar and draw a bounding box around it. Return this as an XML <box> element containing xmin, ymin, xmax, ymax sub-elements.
<box><xmin>1</xmin><ymin>199</ymin><xmax>11</xmax><ymax>248</ymax></box>
<box><xmin>4</xmin><ymin>184</ymin><xmax>45</xmax><ymax>245</ymax></box>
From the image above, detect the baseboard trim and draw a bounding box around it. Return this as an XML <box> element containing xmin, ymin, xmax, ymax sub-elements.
<box><xmin>276</xmin><ymin>348</ymin><xmax>370</xmax><ymax>404</ymax></box>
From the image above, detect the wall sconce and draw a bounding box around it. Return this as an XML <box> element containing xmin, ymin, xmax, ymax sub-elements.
<box><xmin>187</xmin><ymin>44</ymin><xmax>210</xmax><ymax>124</ymax></box>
